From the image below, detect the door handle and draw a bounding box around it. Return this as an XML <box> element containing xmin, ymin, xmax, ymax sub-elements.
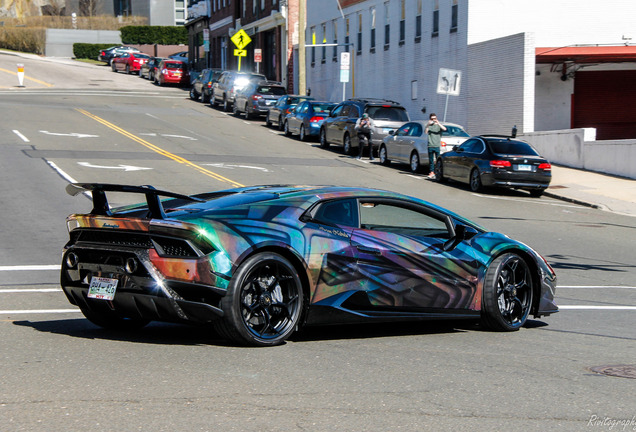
<box><xmin>356</xmin><ymin>245</ymin><xmax>382</xmax><ymax>255</ymax></box>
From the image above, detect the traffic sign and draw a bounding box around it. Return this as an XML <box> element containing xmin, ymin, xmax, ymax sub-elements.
<box><xmin>231</xmin><ymin>29</ymin><xmax>251</xmax><ymax>50</ymax></box>
<box><xmin>437</xmin><ymin>68</ymin><xmax>462</xmax><ymax>96</ymax></box>
<box><xmin>254</xmin><ymin>48</ymin><xmax>262</xmax><ymax>63</ymax></box>
<box><xmin>234</xmin><ymin>49</ymin><xmax>247</xmax><ymax>57</ymax></box>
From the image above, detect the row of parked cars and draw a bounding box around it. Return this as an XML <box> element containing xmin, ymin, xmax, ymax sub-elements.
<box><xmin>98</xmin><ymin>46</ymin><xmax>552</xmax><ymax>197</ymax></box>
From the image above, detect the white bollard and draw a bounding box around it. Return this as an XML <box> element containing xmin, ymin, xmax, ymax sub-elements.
<box><xmin>17</xmin><ymin>63</ymin><xmax>25</xmax><ymax>87</ymax></box>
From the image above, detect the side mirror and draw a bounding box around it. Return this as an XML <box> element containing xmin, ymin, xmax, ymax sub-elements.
<box><xmin>443</xmin><ymin>224</ymin><xmax>466</xmax><ymax>251</ymax></box>
<box><xmin>388</xmin><ymin>130</ymin><xmax>395</xmax><ymax>136</ymax></box>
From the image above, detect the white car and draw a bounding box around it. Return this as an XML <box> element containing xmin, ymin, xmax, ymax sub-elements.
<box><xmin>379</xmin><ymin>121</ymin><xmax>469</xmax><ymax>173</ymax></box>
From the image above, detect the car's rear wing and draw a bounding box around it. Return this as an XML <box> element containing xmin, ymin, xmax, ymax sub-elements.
<box><xmin>66</xmin><ymin>183</ymin><xmax>204</xmax><ymax>220</ymax></box>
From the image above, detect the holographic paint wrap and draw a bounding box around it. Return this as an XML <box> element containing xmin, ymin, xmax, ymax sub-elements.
<box><xmin>60</xmin><ymin>185</ymin><xmax>557</xmax><ymax>327</ymax></box>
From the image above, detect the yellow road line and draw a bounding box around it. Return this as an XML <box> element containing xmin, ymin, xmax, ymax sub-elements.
<box><xmin>75</xmin><ymin>108</ymin><xmax>244</xmax><ymax>188</ymax></box>
<box><xmin>0</xmin><ymin>67</ymin><xmax>54</xmax><ymax>87</ymax></box>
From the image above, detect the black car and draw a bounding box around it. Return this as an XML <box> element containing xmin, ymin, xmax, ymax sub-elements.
<box><xmin>139</xmin><ymin>57</ymin><xmax>165</xmax><ymax>80</ymax></box>
<box><xmin>319</xmin><ymin>98</ymin><xmax>410</xmax><ymax>156</ymax></box>
<box><xmin>211</xmin><ymin>71</ymin><xmax>267</xmax><ymax>111</ymax></box>
<box><xmin>190</xmin><ymin>68</ymin><xmax>223</xmax><ymax>103</ymax></box>
<box><xmin>98</xmin><ymin>45</ymin><xmax>140</xmax><ymax>66</ymax></box>
<box><xmin>435</xmin><ymin>135</ymin><xmax>552</xmax><ymax>196</ymax></box>
<box><xmin>266</xmin><ymin>94</ymin><xmax>314</xmax><ymax>130</ymax></box>
<box><xmin>233</xmin><ymin>81</ymin><xmax>287</xmax><ymax>119</ymax></box>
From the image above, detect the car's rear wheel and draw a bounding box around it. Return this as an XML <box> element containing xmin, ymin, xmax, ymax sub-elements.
<box><xmin>189</xmin><ymin>87</ymin><xmax>199</xmax><ymax>101</ymax></box>
<box><xmin>343</xmin><ymin>134</ymin><xmax>354</xmax><ymax>155</ymax></box>
<box><xmin>470</xmin><ymin>168</ymin><xmax>483</xmax><ymax>192</ymax></box>
<box><xmin>202</xmin><ymin>93</ymin><xmax>209</xmax><ymax>103</ymax></box>
<box><xmin>215</xmin><ymin>252</ymin><xmax>304</xmax><ymax>346</ymax></box>
<box><xmin>223</xmin><ymin>97</ymin><xmax>231</xmax><ymax>112</ymax></box>
<box><xmin>232</xmin><ymin>102</ymin><xmax>240</xmax><ymax>117</ymax></box>
<box><xmin>79</xmin><ymin>303</ymin><xmax>150</xmax><ymax>331</ymax></box>
<box><xmin>379</xmin><ymin>144</ymin><xmax>390</xmax><ymax>166</ymax></box>
<box><xmin>299</xmin><ymin>125</ymin><xmax>307</xmax><ymax>141</ymax></box>
<box><xmin>125</xmin><ymin>64</ymin><xmax>130</xmax><ymax>74</ymax></box>
<box><xmin>320</xmin><ymin>129</ymin><xmax>330</xmax><ymax>149</ymax></box>
<box><xmin>265</xmin><ymin>113</ymin><xmax>272</xmax><ymax>127</ymax></box>
<box><xmin>277</xmin><ymin>115</ymin><xmax>284</xmax><ymax>131</ymax></box>
<box><xmin>111</xmin><ymin>63</ymin><xmax>117</xmax><ymax>72</ymax></box>
<box><xmin>410</xmin><ymin>152</ymin><xmax>421</xmax><ymax>173</ymax></box>
<box><xmin>481</xmin><ymin>253</ymin><xmax>534</xmax><ymax>331</ymax></box>
<box><xmin>435</xmin><ymin>159</ymin><xmax>447</xmax><ymax>183</ymax></box>
<box><xmin>283</xmin><ymin>121</ymin><xmax>291</xmax><ymax>137</ymax></box>
<box><xmin>529</xmin><ymin>189</ymin><xmax>545</xmax><ymax>197</ymax></box>
<box><xmin>244</xmin><ymin>104</ymin><xmax>252</xmax><ymax>120</ymax></box>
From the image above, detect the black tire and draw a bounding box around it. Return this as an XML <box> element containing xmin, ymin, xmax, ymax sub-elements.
<box><xmin>470</xmin><ymin>168</ymin><xmax>483</xmax><ymax>192</ymax></box>
<box><xmin>111</xmin><ymin>63</ymin><xmax>117</xmax><ymax>72</ymax></box>
<box><xmin>79</xmin><ymin>303</ymin><xmax>149</xmax><ymax>331</ymax></box>
<box><xmin>211</xmin><ymin>95</ymin><xmax>219</xmax><ymax>107</ymax></box>
<box><xmin>410</xmin><ymin>152</ymin><xmax>422</xmax><ymax>173</ymax></box>
<box><xmin>232</xmin><ymin>102</ymin><xmax>240</xmax><ymax>117</ymax></box>
<box><xmin>379</xmin><ymin>144</ymin><xmax>390</xmax><ymax>166</ymax></box>
<box><xmin>434</xmin><ymin>159</ymin><xmax>447</xmax><ymax>183</ymax></box>
<box><xmin>283</xmin><ymin>121</ymin><xmax>291</xmax><ymax>137</ymax></box>
<box><xmin>277</xmin><ymin>115</ymin><xmax>285</xmax><ymax>131</ymax></box>
<box><xmin>529</xmin><ymin>189</ymin><xmax>545</xmax><ymax>197</ymax></box>
<box><xmin>214</xmin><ymin>252</ymin><xmax>304</xmax><ymax>346</ymax></box>
<box><xmin>202</xmin><ymin>93</ymin><xmax>210</xmax><ymax>103</ymax></box>
<box><xmin>319</xmin><ymin>129</ymin><xmax>330</xmax><ymax>149</ymax></box>
<box><xmin>223</xmin><ymin>97</ymin><xmax>231</xmax><ymax>112</ymax></box>
<box><xmin>265</xmin><ymin>113</ymin><xmax>272</xmax><ymax>127</ymax></box>
<box><xmin>189</xmin><ymin>87</ymin><xmax>199</xmax><ymax>101</ymax></box>
<box><xmin>299</xmin><ymin>125</ymin><xmax>307</xmax><ymax>141</ymax></box>
<box><xmin>481</xmin><ymin>253</ymin><xmax>534</xmax><ymax>331</ymax></box>
<box><xmin>244</xmin><ymin>104</ymin><xmax>252</xmax><ymax>120</ymax></box>
<box><xmin>125</xmin><ymin>64</ymin><xmax>130</xmax><ymax>74</ymax></box>
<box><xmin>343</xmin><ymin>134</ymin><xmax>354</xmax><ymax>155</ymax></box>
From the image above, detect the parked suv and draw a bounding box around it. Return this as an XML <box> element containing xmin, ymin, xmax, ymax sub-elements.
<box><xmin>211</xmin><ymin>71</ymin><xmax>266</xmax><ymax>111</ymax></box>
<box><xmin>233</xmin><ymin>81</ymin><xmax>287</xmax><ymax>119</ymax></box>
<box><xmin>319</xmin><ymin>98</ymin><xmax>410</xmax><ymax>155</ymax></box>
<box><xmin>190</xmin><ymin>68</ymin><xmax>223</xmax><ymax>103</ymax></box>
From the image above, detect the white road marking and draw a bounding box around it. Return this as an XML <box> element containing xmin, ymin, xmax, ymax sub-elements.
<box><xmin>12</xmin><ymin>130</ymin><xmax>30</xmax><ymax>142</ymax></box>
<box><xmin>203</xmin><ymin>163</ymin><xmax>270</xmax><ymax>172</ymax></box>
<box><xmin>40</xmin><ymin>131</ymin><xmax>99</xmax><ymax>138</ymax></box>
<box><xmin>0</xmin><ymin>309</ymin><xmax>80</xmax><ymax>314</ymax></box>
<box><xmin>558</xmin><ymin>306</ymin><xmax>636</xmax><ymax>310</ymax></box>
<box><xmin>0</xmin><ymin>288</ymin><xmax>62</xmax><ymax>293</ymax></box>
<box><xmin>0</xmin><ymin>265</ymin><xmax>60</xmax><ymax>271</ymax></box>
<box><xmin>138</xmin><ymin>133</ymin><xmax>197</xmax><ymax>141</ymax></box>
<box><xmin>558</xmin><ymin>286</ymin><xmax>636</xmax><ymax>289</ymax></box>
<box><xmin>471</xmin><ymin>193</ymin><xmax>581</xmax><ymax>209</ymax></box>
<box><xmin>78</xmin><ymin>162</ymin><xmax>152</xmax><ymax>171</ymax></box>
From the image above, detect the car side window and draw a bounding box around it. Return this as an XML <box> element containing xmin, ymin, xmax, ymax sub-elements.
<box><xmin>341</xmin><ymin>105</ymin><xmax>352</xmax><ymax>117</ymax></box>
<box><xmin>359</xmin><ymin>202</ymin><xmax>450</xmax><ymax>239</ymax></box>
<box><xmin>458</xmin><ymin>138</ymin><xmax>479</xmax><ymax>153</ymax></box>
<box><xmin>313</xmin><ymin>199</ymin><xmax>358</xmax><ymax>227</ymax></box>
<box><xmin>331</xmin><ymin>105</ymin><xmax>344</xmax><ymax>117</ymax></box>
<box><xmin>349</xmin><ymin>105</ymin><xmax>360</xmax><ymax>118</ymax></box>
<box><xmin>409</xmin><ymin>124</ymin><xmax>423</xmax><ymax>137</ymax></box>
<box><xmin>300</xmin><ymin>103</ymin><xmax>309</xmax><ymax>113</ymax></box>
<box><xmin>396</xmin><ymin>124</ymin><xmax>411</xmax><ymax>136</ymax></box>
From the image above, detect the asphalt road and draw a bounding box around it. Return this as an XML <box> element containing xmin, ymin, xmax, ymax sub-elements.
<box><xmin>1</xmin><ymin>52</ymin><xmax>635</xmax><ymax>432</ymax></box>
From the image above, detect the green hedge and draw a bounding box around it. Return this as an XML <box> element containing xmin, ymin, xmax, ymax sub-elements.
<box><xmin>120</xmin><ymin>26</ymin><xmax>187</xmax><ymax>45</ymax></box>
<box><xmin>73</xmin><ymin>43</ymin><xmax>118</xmax><ymax>60</ymax></box>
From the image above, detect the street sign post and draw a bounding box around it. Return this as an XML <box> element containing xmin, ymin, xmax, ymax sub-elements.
<box><xmin>230</xmin><ymin>29</ymin><xmax>252</xmax><ymax>71</ymax></box>
<box><xmin>340</xmin><ymin>52</ymin><xmax>350</xmax><ymax>100</ymax></box>
<box><xmin>436</xmin><ymin>68</ymin><xmax>462</xmax><ymax>121</ymax></box>
<box><xmin>254</xmin><ymin>48</ymin><xmax>262</xmax><ymax>73</ymax></box>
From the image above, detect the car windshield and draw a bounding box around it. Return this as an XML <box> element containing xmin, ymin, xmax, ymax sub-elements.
<box><xmin>136</xmin><ymin>54</ymin><xmax>150</xmax><ymax>59</ymax></box>
<box><xmin>312</xmin><ymin>103</ymin><xmax>335</xmax><ymax>113</ymax></box>
<box><xmin>443</xmin><ymin>126</ymin><xmax>469</xmax><ymax>137</ymax></box>
<box><xmin>257</xmin><ymin>86</ymin><xmax>286</xmax><ymax>95</ymax></box>
<box><xmin>367</xmin><ymin>106</ymin><xmax>409</xmax><ymax>122</ymax></box>
<box><xmin>488</xmin><ymin>140</ymin><xmax>540</xmax><ymax>156</ymax></box>
<box><xmin>165</xmin><ymin>63</ymin><xmax>184</xmax><ymax>69</ymax></box>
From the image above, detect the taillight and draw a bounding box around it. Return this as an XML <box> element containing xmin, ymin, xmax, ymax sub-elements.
<box><xmin>490</xmin><ymin>160</ymin><xmax>512</xmax><ymax>168</ymax></box>
<box><xmin>309</xmin><ymin>116</ymin><xmax>322</xmax><ymax>123</ymax></box>
<box><xmin>252</xmin><ymin>95</ymin><xmax>262</xmax><ymax>100</ymax></box>
<box><xmin>538</xmin><ymin>163</ymin><xmax>552</xmax><ymax>171</ymax></box>
<box><xmin>441</xmin><ymin>141</ymin><xmax>447</xmax><ymax>149</ymax></box>
<box><xmin>206</xmin><ymin>82</ymin><xmax>212</xmax><ymax>88</ymax></box>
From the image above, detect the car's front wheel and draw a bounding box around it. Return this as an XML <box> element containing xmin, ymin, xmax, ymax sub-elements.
<box><xmin>343</xmin><ymin>134</ymin><xmax>354</xmax><ymax>155</ymax></box>
<box><xmin>277</xmin><ymin>115</ymin><xmax>284</xmax><ymax>131</ymax></box>
<box><xmin>481</xmin><ymin>253</ymin><xmax>534</xmax><ymax>331</ymax></box>
<box><xmin>379</xmin><ymin>145</ymin><xmax>390</xmax><ymax>166</ymax></box>
<box><xmin>299</xmin><ymin>125</ymin><xmax>307</xmax><ymax>141</ymax></box>
<box><xmin>435</xmin><ymin>159</ymin><xmax>447</xmax><ymax>183</ymax></box>
<box><xmin>265</xmin><ymin>113</ymin><xmax>272</xmax><ymax>127</ymax></box>
<box><xmin>215</xmin><ymin>252</ymin><xmax>304</xmax><ymax>346</ymax></box>
<box><xmin>125</xmin><ymin>64</ymin><xmax>130</xmax><ymax>74</ymax></box>
<box><xmin>244</xmin><ymin>104</ymin><xmax>252</xmax><ymax>120</ymax></box>
<box><xmin>319</xmin><ymin>129</ymin><xmax>330</xmax><ymax>149</ymax></box>
<box><xmin>223</xmin><ymin>97</ymin><xmax>231</xmax><ymax>112</ymax></box>
<box><xmin>189</xmin><ymin>87</ymin><xmax>199</xmax><ymax>101</ymax></box>
<box><xmin>283</xmin><ymin>121</ymin><xmax>291</xmax><ymax>137</ymax></box>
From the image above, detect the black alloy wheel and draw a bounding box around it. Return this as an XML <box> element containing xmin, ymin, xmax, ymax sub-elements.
<box><xmin>215</xmin><ymin>252</ymin><xmax>304</xmax><ymax>346</ymax></box>
<box><xmin>481</xmin><ymin>253</ymin><xmax>534</xmax><ymax>331</ymax></box>
<box><xmin>189</xmin><ymin>88</ymin><xmax>199</xmax><ymax>101</ymax></box>
<box><xmin>434</xmin><ymin>159</ymin><xmax>446</xmax><ymax>182</ymax></box>
<box><xmin>470</xmin><ymin>168</ymin><xmax>483</xmax><ymax>192</ymax></box>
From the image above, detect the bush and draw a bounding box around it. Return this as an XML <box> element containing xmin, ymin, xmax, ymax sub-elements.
<box><xmin>73</xmin><ymin>43</ymin><xmax>118</xmax><ymax>60</ymax></box>
<box><xmin>0</xmin><ymin>27</ymin><xmax>46</xmax><ymax>55</ymax></box>
<box><xmin>120</xmin><ymin>26</ymin><xmax>187</xmax><ymax>45</ymax></box>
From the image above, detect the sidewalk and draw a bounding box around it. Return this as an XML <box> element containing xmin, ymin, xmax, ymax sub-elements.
<box><xmin>546</xmin><ymin>165</ymin><xmax>636</xmax><ymax>217</ymax></box>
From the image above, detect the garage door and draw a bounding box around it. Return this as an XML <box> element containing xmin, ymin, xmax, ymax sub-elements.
<box><xmin>573</xmin><ymin>70</ymin><xmax>636</xmax><ymax>140</ymax></box>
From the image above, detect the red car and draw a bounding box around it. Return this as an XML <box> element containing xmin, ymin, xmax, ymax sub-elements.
<box><xmin>154</xmin><ymin>60</ymin><xmax>189</xmax><ymax>87</ymax></box>
<box><xmin>111</xmin><ymin>52</ymin><xmax>151</xmax><ymax>75</ymax></box>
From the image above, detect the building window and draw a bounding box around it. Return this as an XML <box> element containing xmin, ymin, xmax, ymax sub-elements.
<box><xmin>384</xmin><ymin>1</ymin><xmax>390</xmax><ymax>50</ymax></box>
<box><xmin>415</xmin><ymin>0</ymin><xmax>422</xmax><ymax>42</ymax></box>
<box><xmin>370</xmin><ymin>6</ymin><xmax>376</xmax><ymax>52</ymax></box>
<box><xmin>332</xmin><ymin>20</ymin><xmax>338</xmax><ymax>61</ymax></box>
<box><xmin>432</xmin><ymin>0</ymin><xmax>439</xmax><ymax>37</ymax></box>
<box><xmin>321</xmin><ymin>23</ymin><xmax>327</xmax><ymax>63</ymax></box>
<box><xmin>345</xmin><ymin>16</ymin><xmax>350</xmax><ymax>51</ymax></box>
<box><xmin>399</xmin><ymin>0</ymin><xmax>405</xmax><ymax>45</ymax></box>
<box><xmin>357</xmin><ymin>13</ymin><xmax>362</xmax><ymax>55</ymax></box>
<box><xmin>310</xmin><ymin>26</ymin><xmax>316</xmax><ymax>66</ymax></box>
<box><xmin>451</xmin><ymin>0</ymin><xmax>458</xmax><ymax>32</ymax></box>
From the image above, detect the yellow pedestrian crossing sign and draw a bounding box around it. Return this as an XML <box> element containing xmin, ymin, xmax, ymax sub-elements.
<box><xmin>231</xmin><ymin>29</ymin><xmax>251</xmax><ymax>50</ymax></box>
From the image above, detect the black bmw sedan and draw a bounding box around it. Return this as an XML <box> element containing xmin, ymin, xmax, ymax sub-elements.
<box><xmin>435</xmin><ymin>135</ymin><xmax>552</xmax><ymax>196</ymax></box>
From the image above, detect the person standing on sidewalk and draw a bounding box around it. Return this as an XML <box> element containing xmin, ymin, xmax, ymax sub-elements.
<box><xmin>425</xmin><ymin>113</ymin><xmax>446</xmax><ymax>178</ymax></box>
<box><xmin>355</xmin><ymin>113</ymin><xmax>375</xmax><ymax>160</ymax></box>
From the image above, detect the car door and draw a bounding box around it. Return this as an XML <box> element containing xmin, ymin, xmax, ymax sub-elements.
<box><xmin>289</xmin><ymin>102</ymin><xmax>307</xmax><ymax>134</ymax></box>
<box><xmin>324</xmin><ymin>104</ymin><xmax>345</xmax><ymax>143</ymax></box>
<box><xmin>384</xmin><ymin>123</ymin><xmax>410</xmax><ymax>163</ymax></box>
<box><xmin>349</xmin><ymin>199</ymin><xmax>479</xmax><ymax>311</ymax></box>
<box><xmin>443</xmin><ymin>138</ymin><xmax>476</xmax><ymax>180</ymax></box>
<box><xmin>455</xmin><ymin>138</ymin><xmax>486</xmax><ymax>182</ymax></box>
<box><xmin>408</xmin><ymin>123</ymin><xmax>427</xmax><ymax>162</ymax></box>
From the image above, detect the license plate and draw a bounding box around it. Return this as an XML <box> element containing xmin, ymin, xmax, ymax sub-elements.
<box><xmin>516</xmin><ymin>164</ymin><xmax>532</xmax><ymax>171</ymax></box>
<box><xmin>88</xmin><ymin>277</ymin><xmax>118</xmax><ymax>301</ymax></box>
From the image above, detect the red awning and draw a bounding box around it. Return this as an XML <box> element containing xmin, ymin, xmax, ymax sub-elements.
<box><xmin>536</xmin><ymin>46</ymin><xmax>636</xmax><ymax>64</ymax></box>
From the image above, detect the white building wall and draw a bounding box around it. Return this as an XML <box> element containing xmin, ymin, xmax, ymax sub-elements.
<box><xmin>306</xmin><ymin>0</ymin><xmax>468</xmax><ymax>124</ymax></box>
<box><xmin>467</xmin><ymin>0</ymin><xmax>636</xmax><ymax>46</ymax></box>
<box><xmin>467</xmin><ymin>33</ymin><xmax>534</xmax><ymax>135</ymax></box>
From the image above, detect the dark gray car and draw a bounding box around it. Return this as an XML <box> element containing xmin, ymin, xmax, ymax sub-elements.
<box><xmin>319</xmin><ymin>98</ymin><xmax>410</xmax><ymax>156</ymax></box>
<box><xmin>211</xmin><ymin>71</ymin><xmax>267</xmax><ymax>111</ymax></box>
<box><xmin>233</xmin><ymin>81</ymin><xmax>287</xmax><ymax>119</ymax></box>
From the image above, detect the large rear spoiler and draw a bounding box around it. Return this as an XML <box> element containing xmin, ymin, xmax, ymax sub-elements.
<box><xmin>66</xmin><ymin>183</ymin><xmax>204</xmax><ymax>219</ymax></box>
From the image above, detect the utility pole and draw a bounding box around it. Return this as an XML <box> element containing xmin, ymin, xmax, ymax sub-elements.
<box><xmin>298</xmin><ymin>0</ymin><xmax>306</xmax><ymax>95</ymax></box>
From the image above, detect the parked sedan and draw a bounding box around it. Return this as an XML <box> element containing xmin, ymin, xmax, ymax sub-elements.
<box><xmin>233</xmin><ymin>81</ymin><xmax>287</xmax><ymax>119</ymax></box>
<box><xmin>435</xmin><ymin>135</ymin><xmax>552</xmax><ymax>196</ymax></box>
<box><xmin>266</xmin><ymin>95</ymin><xmax>314</xmax><ymax>130</ymax></box>
<box><xmin>154</xmin><ymin>59</ymin><xmax>189</xmax><ymax>87</ymax></box>
<box><xmin>139</xmin><ymin>57</ymin><xmax>165</xmax><ymax>80</ymax></box>
<box><xmin>284</xmin><ymin>101</ymin><xmax>336</xmax><ymax>141</ymax></box>
<box><xmin>60</xmin><ymin>183</ymin><xmax>557</xmax><ymax>346</ymax></box>
<box><xmin>379</xmin><ymin>121</ymin><xmax>469</xmax><ymax>173</ymax></box>
<box><xmin>98</xmin><ymin>45</ymin><xmax>140</xmax><ymax>65</ymax></box>
<box><xmin>189</xmin><ymin>68</ymin><xmax>223</xmax><ymax>103</ymax></box>
<box><xmin>111</xmin><ymin>52</ymin><xmax>151</xmax><ymax>75</ymax></box>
